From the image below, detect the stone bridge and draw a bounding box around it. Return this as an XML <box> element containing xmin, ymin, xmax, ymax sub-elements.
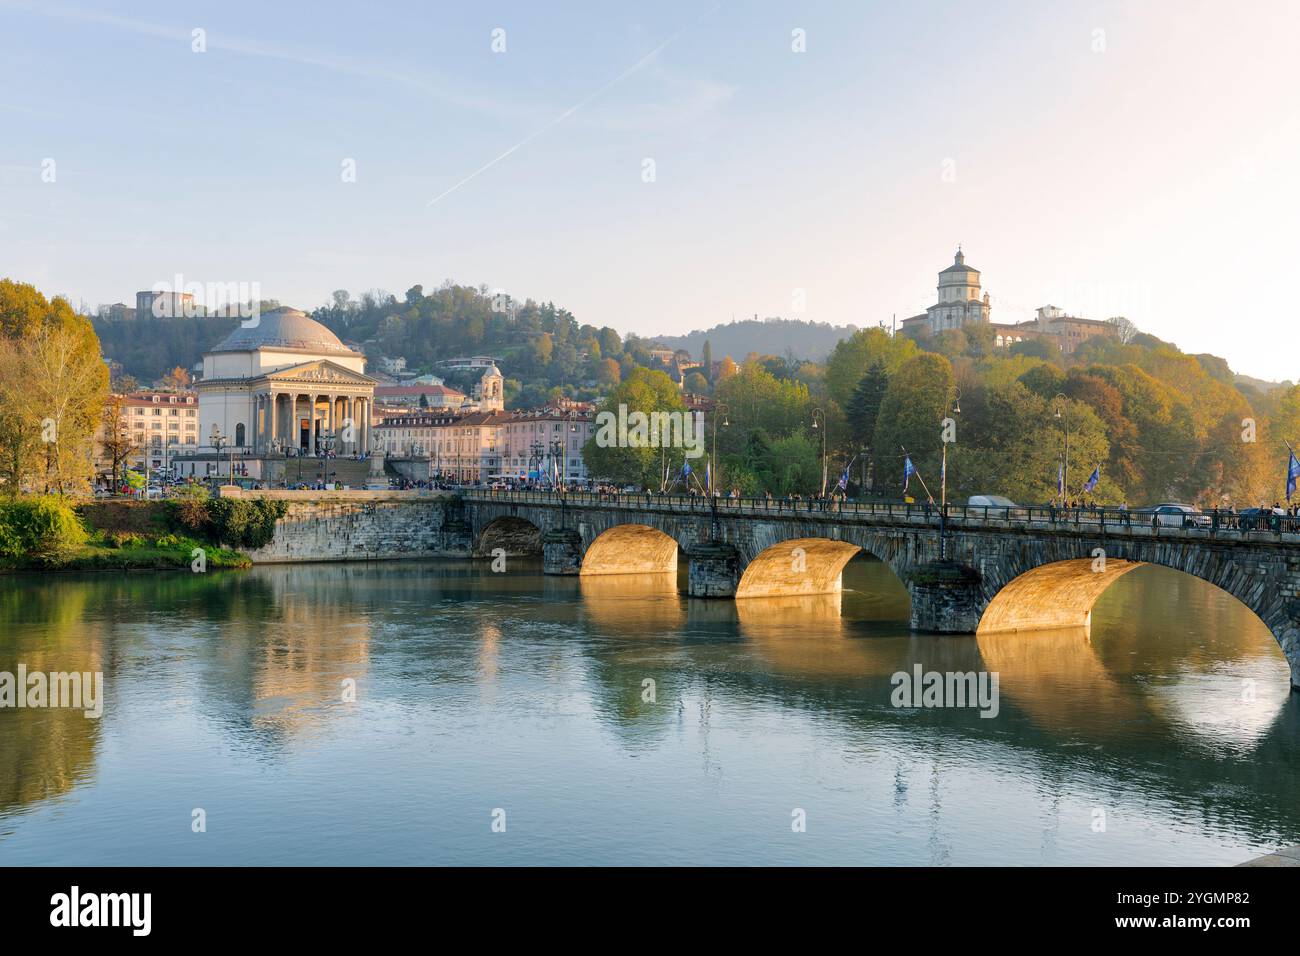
<box><xmin>464</xmin><ymin>491</ymin><xmax>1300</xmax><ymax>689</ymax></box>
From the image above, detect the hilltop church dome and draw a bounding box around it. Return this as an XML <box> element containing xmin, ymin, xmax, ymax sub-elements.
<box><xmin>210</xmin><ymin>307</ymin><xmax>356</xmax><ymax>356</ymax></box>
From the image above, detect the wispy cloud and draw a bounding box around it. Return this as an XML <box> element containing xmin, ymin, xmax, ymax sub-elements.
<box><xmin>0</xmin><ymin>0</ymin><xmax>529</xmax><ymax>118</ymax></box>
<box><xmin>426</xmin><ymin>3</ymin><xmax>726</xmax><ymax>207</ymax></box>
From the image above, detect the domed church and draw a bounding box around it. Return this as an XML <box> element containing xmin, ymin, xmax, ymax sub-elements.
<box><xmin>195</xmin><ymin>307</ymin><xmax>377</xmax><ymax>461</ymax></box>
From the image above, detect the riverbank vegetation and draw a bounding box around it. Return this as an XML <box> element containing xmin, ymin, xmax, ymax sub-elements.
<box><xmin>0</xmin><ymin>495</ymin><xmax>273</xmax><ymax>572</ymax></box>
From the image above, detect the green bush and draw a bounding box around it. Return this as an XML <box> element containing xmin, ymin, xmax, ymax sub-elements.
<box><xmin>105</xmin><ymin>530</ymin><xmax>144</xmax><ymax>548</ymax></box>
<box><xmin>167</xmin><ymin>497</ymin><xmax>211</xmax><ymax>537</ymax></box>
<box><xmin>203</xmin><ymin>498</ymin><xmax>286</xmax><ymax>548</ymax></box>
<box><xmin>0</xmin><ymin>497</ymin><xmax>89</xmax><ymax>564</ymax></box>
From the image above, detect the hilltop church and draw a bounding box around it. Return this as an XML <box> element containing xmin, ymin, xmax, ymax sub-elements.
<box><xmin>900</xmin><ymin>249</ymin><xmax>1120</xmax><ymax>355</ymax></box>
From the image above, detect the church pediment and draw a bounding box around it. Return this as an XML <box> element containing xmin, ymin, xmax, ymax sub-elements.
<box><xmin>261</xmin><ymin>360</ymin><xmax>377</xmax><ymax>386</ymax></box>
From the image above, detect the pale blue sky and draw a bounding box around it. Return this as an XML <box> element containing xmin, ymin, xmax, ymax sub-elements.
<box><xmin>2</xmin><ymin>0</ymin><xmax>1297</xmax><ymax>380</ymax></box>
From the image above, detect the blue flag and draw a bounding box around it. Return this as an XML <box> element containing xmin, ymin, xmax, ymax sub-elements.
<box><xmin>705</xmin><ymin>459</ymin><xmax>712</xmax><ymax>493</ymax></box>
<box><xmin>1083</xmin><ymin>465</ymin><xmax>1101</xmax><ymax>494</ymax></box>
<box><xmin>1057</xmin><ymin>461</ymin><xmax>1064</xmax><ymax>500</ymax></box>
<box><xmin>1288</xmin><ymin>450</ymin><xmax>1300</xmax><ymax>503</ymax></box>
<box><xmin>837</xmin><ymin>467</ymin><xmax>849</xmax><ymax>492</ymax></box>
<box><xmin>903</xmin><ymin>456</ymin><xmax>916</xmax><ymax>493</ymax></box>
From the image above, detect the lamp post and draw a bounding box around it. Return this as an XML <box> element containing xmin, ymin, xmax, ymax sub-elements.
<box><xmin>115</xmin><ymin>422</ymin><xmax>130</xmax><ymax>494</ymax></box>
<box><xmin>531</xmin><ymin>439</ymin><xmax>544</xmax><ymax>488</ymax></box>
<box><xmin>210</xmin><ymin>425</ymin><xmax>226</xmax><ymax>488</ymax></box>
<box><xmin>939</xmin><ymin>386</ymin><xmax>961</xmax><ymax>559</ymax></box>
<box><xmin>1053</xmin><ymin>392</ymin><xmax>1070</xmax><ymax>505</ymax></box>
<box><xmin>710</xmin><ymin>402</ymin><xmax>729</xmax><ymax>496</ymax></box>
<box><xmin>549</xmin><ymin>438</ymin><xmax>564</xmax><ymax>490</ymax></box>
<box><xmin>940</xmin><ymin>386</ymin><xmax>961</xmax><ymax>511</ymax></box>
<box><xmin>811</xmin><ymin>407</ymin><xmax>827</xmax><ymax>497</ymax></box>
<box><xmin>320</xmin><ymin>431</ymin><xmax>336</xmax><ymax>486</ymax></box>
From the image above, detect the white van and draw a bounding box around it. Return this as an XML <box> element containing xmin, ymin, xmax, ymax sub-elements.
<box><xmin>967</xmin><ymin>494</ymin><xmax>1017</xmax><ymax>508</ymax></box>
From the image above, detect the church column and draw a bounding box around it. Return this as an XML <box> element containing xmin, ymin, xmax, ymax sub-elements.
<box><xmin>268</xmin><ymin>391</ymin><xmax>278</xmax><ymax>450</ymax></box>
<box><xmin>253</xmin><ymin>394</ymin><xmax>262</xmax><ymax>453</ymax></box>
<box><xmin>310</xmin><ymin>394</ymin><xmax>321</xmax><ymax>455</ymax></box>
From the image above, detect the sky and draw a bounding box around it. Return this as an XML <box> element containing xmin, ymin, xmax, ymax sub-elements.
<box><xmin>2</xmin><ymin>0</ymin><xmax>1298</xmax><ymax>381</ymax></box>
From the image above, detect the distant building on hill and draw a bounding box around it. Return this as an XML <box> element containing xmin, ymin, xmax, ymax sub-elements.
<box><xmin>900</xmin><ymin>249</ymin><xmax>1122</xmax><ymax>355</ymax></box>
<box><xmin>136</xmin><ymin>289</ymin><xmax>196</xmax><ymax>319</ymax></box>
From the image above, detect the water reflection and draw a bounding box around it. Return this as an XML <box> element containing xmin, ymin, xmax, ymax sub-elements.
<box><xmin>0</xmin><ymin>558</ymin><xmax>1296</xmax><ymax>865</ymax></box>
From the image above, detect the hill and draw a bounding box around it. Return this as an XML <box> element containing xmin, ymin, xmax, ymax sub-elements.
<box><xmin>646</xmin><ymin>317</ymin><xmax>862</xmax><ymax>362</ymax></box>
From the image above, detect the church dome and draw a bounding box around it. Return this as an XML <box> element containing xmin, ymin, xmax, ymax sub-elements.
<box><xmin>941</xmin><ymin>248</ymin><xmax>978</xmax><ymax>275</ymax></box>
<box><xmin>209</xmin><ymin>307</ymin><xmax>356</xmax><ymax>355</ymax></box>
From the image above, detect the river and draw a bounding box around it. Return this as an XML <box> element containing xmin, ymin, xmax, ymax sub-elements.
<box><xmin>1</xmin><ymin>558</ymin><xmax>1296</xmax><ymax>865</ymax></box>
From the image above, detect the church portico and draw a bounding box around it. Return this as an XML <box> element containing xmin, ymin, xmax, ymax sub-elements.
<box><xmin>187</xmin><ymin>308</ymin><xmax>377</xmax><ymax>483</ymax></box>
<box><xmin>253</xmin><ymin>379</ymin><xmax>372</xmax><ymax>455</ymax></box>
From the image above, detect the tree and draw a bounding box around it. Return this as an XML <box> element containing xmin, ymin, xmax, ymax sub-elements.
<box><xmin>846</xmin><ymin>359</ymin><xmax>890</xmax><ymax>486</ymax></box>
<box><xmin>582</xmin><ymin>368</ymin><xmax>691</xmax><ymax>488</ymax></box>
<box><xmin>872</xmin><ymin>353</ymin><xmax>954</xmax><ymax>498</ymax></box>
<box><xmin>1009</xmin><ymin>338</ymin><xmax>1062</xmax><ymax>364</ymax></box>
<box><xmin>824</xmin><ymin>327</ymin><xmax>918</xmax><ymax>408</ymax></box>
<box><xmin>683</xmin><ymin>370</ymin><xmax>708</xmax><ymax>394</ymax></box>
<box><xmin>597</xmin><ymin>357</ymin><xmax>622</xmax><ymax>388</ymax></box>
<box><xmin>98</xmin><ymin>394</ymin><xmax>137</xmax><ymax>490</ymax></box>
<box><xmin>0</xmin><ymin>280</ymin><xmax>109</xmax><ymax>495</ymax></box>
<box><xmin>701</xmin><ymin>340</ymin><xmax>713</xmax><ymax>382</ymax></box>
<box><xmin>712</xmin><ymin>361</ymin><xmax>813</xmax><ymax>458</ymax></box>
<box><xmin>1108</xmin><ymin>316</ymin><xmax>1138</xmax><ymax>344</ymax></box>
<box><xmin>160</xmin><ymin>366</ymin><xmax>191</xmax><ymax>389</ymax></box>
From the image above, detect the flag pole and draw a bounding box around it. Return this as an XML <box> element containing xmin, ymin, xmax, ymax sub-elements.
<box><xmin>899</xmin><ymin>445</ymin><xmax>935</xmax><ymax>503</ymax></box>
<box><xmin>1285</xmin><ymin>439</ymin><xmax>1299</xmax><ymax>503</ymax></box>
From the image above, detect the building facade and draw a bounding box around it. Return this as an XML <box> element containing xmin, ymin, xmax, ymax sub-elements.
<box><xmin>94</xmin><ymin>390</ymin><xmax>200</xmax><ymax>480</ymax></box>
<box><xmin>375</xmin><ymin>407</ymin><xmax>594</xmax><ymax>483</ymax></box>
<box><xmin>193</xmin><ymin>307</ymin><xmax>377</xmax><ymax>458</ymax></box>
<box><xmin>901</xmin><ymin>249</ymin><xmax>992</xmax><ymax>336</ymax></box>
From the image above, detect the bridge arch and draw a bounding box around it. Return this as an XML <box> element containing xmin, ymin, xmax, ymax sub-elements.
<box><xmin>972</xmin><ymin>550</ymin><xmax>1300</xmax><ymax>688</ymax></box>
<box><xmin>735</xmin><ymin>536</ymin><xmax>910</xmax><ymax>599</ymax></box>
<box><xmin>475</xmin><ymin>515</ymin><xmax>543</xmax><ymax>557</ymax></box>
<box><xmin>977</xmin><ymin>558</ymin><xmax>1145</xmax><ymax>633</ymax></box>
<box><xmin>581</xmin><ymin>523</ymin><xmax>680</xmax><ymax>576</ymax></box>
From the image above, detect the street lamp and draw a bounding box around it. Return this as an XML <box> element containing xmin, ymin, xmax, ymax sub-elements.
<box><xmin>811</xmin><ymin>407</ymin><xmax>827</xmax><ymax>497</ymax></box>
<box><xmin>940</xmin><ymin>385</ymin><xmax>961</xmax><ymax>511</ymax></box>
<box><xmin>210</xmin><ymin>425</ymin><xmax>226</xmax><ymax>487</ymax></box>
<box><xmin>710</xmin><ymin>402</ymin><xmax>729</xmax><ymax>496</ymax></box>
<box><xmin>530</xmin><ymin>439</ymin><xmax>544</xmax><ymax>487</ymax></box>
<box><xmin>1053</xmin><ymin>392</ymin><xmax>1070</xmax><ymax>505</ymax></box>
<box><xmin>939</xmin><ymin>386</ymin><xmax>961</xmax><ymax>560</ymax></box>
<box><xmin>320</xmin><ymin>430</ymin><xmax>336</xmax><ymax>486</ymax></box>
<box><xmin>549</xmin><ymin>437</ymin><xmax>564</xmax><ymax>489</ymax></box>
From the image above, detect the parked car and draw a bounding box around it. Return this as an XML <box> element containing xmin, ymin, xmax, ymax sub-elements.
<box><xmin>1238</xmin><ymin>506</ymin><xmax>1284</xmax><ymax>531</ymax></box>
<box><xmin>967</xmin><ymin>494</ymin><xmax>1018</xmax><ymax>509</ymax></box>
<box><xmin>1142</xmin><ymin>503</ymin><xmax>1211</xmax><ymax>528</ymax></box>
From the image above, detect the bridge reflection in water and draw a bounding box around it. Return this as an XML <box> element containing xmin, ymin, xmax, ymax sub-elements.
<box><xmin>467</xmin><ymin>491</ymin><xmax>1300</xmax><ymax>688</ymax></box>
<box><xmin>0</xmin><ymin>558</ymin><xmax>1297</xmax><ymax>865</ymax></box>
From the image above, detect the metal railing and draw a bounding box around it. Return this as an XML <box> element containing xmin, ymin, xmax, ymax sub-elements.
<box><xmin>457</xmin><ymin>488</ymin><xmax>1300</xmax><ymax>540</ymax></box>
